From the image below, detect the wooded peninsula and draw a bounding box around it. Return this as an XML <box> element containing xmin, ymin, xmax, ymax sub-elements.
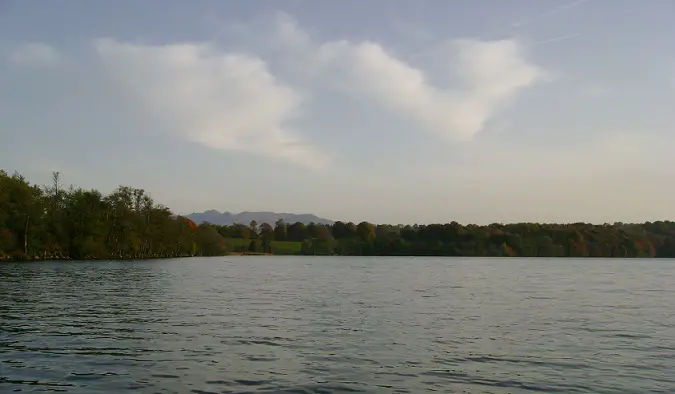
<box><xmin>2</xmin><ymin>170</ymin><xmax>675</xmax><ymax>261</ymax></box>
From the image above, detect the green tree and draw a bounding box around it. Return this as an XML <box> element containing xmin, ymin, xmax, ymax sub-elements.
<box><xmin>356</xmin><ymin>221</ymin><xmax>375</xmax><ymax>243</ymax></box>
<box><xmin>260</xmin><ymin>223</ymin><xmax>274</xmax><ymax>253</ymax></box>
<box><xmin>274</xmin><ymin>219</ymin><xmax>287</xmax><ymax>241</ymax></box>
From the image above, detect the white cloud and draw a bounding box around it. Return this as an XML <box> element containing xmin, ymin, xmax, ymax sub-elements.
<box><xmin>173</xmin><ymin>13</ymin><xmax>546</xmax><ymax>145</ymax></box>
<box><xmin>310</xmin><ymin>38</ymin><xmax>544</xmax><ymax>140</ymax></box>
<box><xmin>9</xmin><ymin>42</ymin><xmax>61</xmax><ymax>67</ymax></box>
<box><xmin>266</xmin><ymin>15</ymin><xmax>546</xmax><ymax>141</ymax></box>
<box><xmin>94</xmin><ymin>38</ymin><xmax>329</xmax><ymax>170</ymax></box>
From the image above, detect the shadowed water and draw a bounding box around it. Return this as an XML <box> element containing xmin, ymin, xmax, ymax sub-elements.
<box><xmin>1</xmin><ymin>257</ymin><xmax>674</xmax><ymax>393</ymax></box>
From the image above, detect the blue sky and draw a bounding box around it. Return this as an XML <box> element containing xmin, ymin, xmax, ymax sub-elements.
<box><xmin>1</xmin><ymin>0</ymin><xmax>674</xmax><ymax>224</ymax></box>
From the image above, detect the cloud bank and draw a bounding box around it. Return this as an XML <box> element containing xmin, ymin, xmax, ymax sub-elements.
<box><xmin>268</xmin><ymin>13</ymin><xmax>546</xmax><ymax>141</ymax></box>
<box><xmin>82</xmin><ymin>15</ymin><xmax>546</xmax><ymax>168</ymax></box>
<box><xmin>94</xmin><ymin>38</ymin><xmax>329</xmax><ymax>170</ymax></box>
<box><xmin>312</xmin><ymin>38</ymin><xmax>544</xmax><ymax>140</ymax></box>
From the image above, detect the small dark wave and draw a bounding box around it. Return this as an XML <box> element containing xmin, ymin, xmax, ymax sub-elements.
<box><xmin>150</xmin><ymin>373</ymin><xmax>181</xmax><ymax>379</ymax></box>
<box><xmin>611</xmin><ymin>333</ymin><xmax>651</xmax><ymax>339</ymax></box>
<box><xmin>234</xmin><ymin>378</ymin><xmax>272</xmax><ymax>386</ymax></box>
<box><xmin>373</xmin><ymin>371</ymin><xmax>418</xmax><ymax>378</ymax></box>
<box><xmin>244</xmin><ymin>356</ymin><xmax>278</xmax><ymax>362</ymax></box>
<box><xmin>420</xmin><ymin>369</ymin><xmax>470</xmax><ymax>379</ymax></box>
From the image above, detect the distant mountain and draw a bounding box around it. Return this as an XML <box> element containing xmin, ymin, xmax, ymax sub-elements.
<box><xmin>184</xmin><ymin>210</ymin><xmax>334</xmax><ymax>226</ymax></box>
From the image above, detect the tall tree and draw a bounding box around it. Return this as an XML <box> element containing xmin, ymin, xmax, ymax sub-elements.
<box><xmin>274</xmin><ymin>219</ymin><xmax>287</xmax><ymax>241</ymax></box>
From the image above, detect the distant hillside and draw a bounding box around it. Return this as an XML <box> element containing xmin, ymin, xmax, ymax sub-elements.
<box><xmin>185</xmin><ymin>210</ymin><xmax>334</xmax><ymax>226</ymax></box>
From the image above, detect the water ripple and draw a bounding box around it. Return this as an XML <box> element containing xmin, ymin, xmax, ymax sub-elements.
<box><xmin>2</xmin><ymin>257</ymin><xmax>675</xmax><ymax>393</ymax></box>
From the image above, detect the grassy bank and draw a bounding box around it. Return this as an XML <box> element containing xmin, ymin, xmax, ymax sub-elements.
<box><xmin>222</xmin><ymin>237</ymin><xmax>302</xmax><ymax>255</ymax></box>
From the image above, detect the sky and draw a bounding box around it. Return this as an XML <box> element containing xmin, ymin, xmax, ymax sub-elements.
<box><xmin>1</xmin><ymin>0</ymin><xmax>674</xmax><ymax>225</ymax></box>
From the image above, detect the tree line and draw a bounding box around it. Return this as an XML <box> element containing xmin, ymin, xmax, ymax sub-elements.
<box><xmin>2</xmin><ymin>169</ymin><xmax>675</xmax><ymax>260</ymax></box>
<box><xmin>223</xmin><ymin>215</ymin><xmax>675</xmax><ymax>258</ymax></box>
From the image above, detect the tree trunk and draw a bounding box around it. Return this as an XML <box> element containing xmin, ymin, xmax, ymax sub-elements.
<box><xmin>24</xmin><ymin>215</ymin><xmax>30</xmax><ymax>255</ymax></box>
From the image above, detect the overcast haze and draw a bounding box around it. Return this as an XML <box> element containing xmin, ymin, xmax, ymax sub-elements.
<box><xmin>1</xmin><ymin>0</ymin><xmax>674</xmax><ymax>225</ymax></box>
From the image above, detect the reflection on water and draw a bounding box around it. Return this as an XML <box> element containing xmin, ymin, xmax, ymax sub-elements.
<box><xmin>1</xmin><ymin>257</ymin><xmax>675</xmax><ymax>393</ymax></box>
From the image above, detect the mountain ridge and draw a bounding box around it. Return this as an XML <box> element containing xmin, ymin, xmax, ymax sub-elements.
<box><xmin>185</xmin><ymin>210</ymin><xmax>334</xmax><ymax>226</ymax></box>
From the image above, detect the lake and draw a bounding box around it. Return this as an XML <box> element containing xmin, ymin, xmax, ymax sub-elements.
<box><xmin>1</xmin><ymin>257</ymin><xmax>674</xmax><ymax>393</ymax></box>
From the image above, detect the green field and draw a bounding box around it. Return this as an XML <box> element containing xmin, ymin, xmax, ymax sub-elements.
<box><xmin>222</xmin><ymin>238</ymin><xmax>302</xmax><ymax>255</ymax></box>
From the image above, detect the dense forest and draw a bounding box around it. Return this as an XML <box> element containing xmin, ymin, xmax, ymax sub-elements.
<box><xmin>2</xmin><ymin>170</ymin><xmax>675</xmax><ymax>261</ymax></box>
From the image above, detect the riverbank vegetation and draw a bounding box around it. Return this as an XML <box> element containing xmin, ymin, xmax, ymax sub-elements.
<box><xmin>2</xmin><ymin>170</ymin><xmax>675</xmax><ymax>260</ymax></box>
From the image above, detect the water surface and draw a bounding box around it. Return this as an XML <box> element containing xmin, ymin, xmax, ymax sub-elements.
<box><xmin>1</xmin><ymin>257</ymin><xmax>674</xmax><ymax>393</ymax></box>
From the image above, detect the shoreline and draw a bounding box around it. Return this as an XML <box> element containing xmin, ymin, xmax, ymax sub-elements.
<box><xmin>0</xmin><ymin>252</ymin><xmax>275</xmax><ymax>262</ymax></box>
<box><xmin>3</xmin><ymin>254</ymin><xmax>670</xmax><ymax>263</ymax></box>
